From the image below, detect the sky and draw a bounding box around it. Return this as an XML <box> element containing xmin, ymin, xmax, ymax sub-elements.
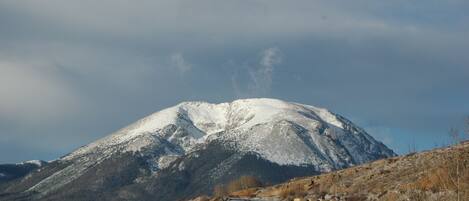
<box><xmin>1</xmin><ymin>0</ymin><xmax>468</xmax><ymax>163</ymax></box>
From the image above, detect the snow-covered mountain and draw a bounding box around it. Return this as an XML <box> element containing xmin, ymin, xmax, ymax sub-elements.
<box><xmin>0</xmin><ymin>98</ymin><xmax>395</xmax><ymax>201</ymax></box>
<box><xmin>66</xmin><ymin>98</ymin><xmax>393</xmax><ymax>167</ymax></box>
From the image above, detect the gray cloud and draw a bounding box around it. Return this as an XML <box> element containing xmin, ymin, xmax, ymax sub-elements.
<box><xmin>0</xmin><ymin>0</ymin><xmax>468</xmax><ymax>162</ymax></box>
<box><xmin>0</xmin><ymin>60</ymin><xmax>83</xmax><ymax>124</ymax></box>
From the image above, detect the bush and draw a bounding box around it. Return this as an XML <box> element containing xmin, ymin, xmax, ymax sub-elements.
<box><xmin>213</xmin><ymin>175</ymin><xmax>263</xmax><ymax>196</ymax></box>
<box><xmin>213</xmin><ymin>184</ymin><xmax>227</xmax><ymax>197</ymax></box>
<box><xmin>227</xmin><ymin>175</ymin><xmax>263</xmax><ymax>193</ymax></box>
<box><xmin>278</xmin><ymin>183</ymin><xmax>307</xmax><ymax>198</ymax></box>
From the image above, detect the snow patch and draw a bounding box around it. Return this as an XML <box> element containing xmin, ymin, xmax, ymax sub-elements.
<box><xmin>157</xmin><ymin>155</ymin><xmax>179</xmax><ymax>170</ymax></box>
<box><xmin>17</xmin><ymin>160</ymin><xmax>45</xmax><ymax>167</ymax></box>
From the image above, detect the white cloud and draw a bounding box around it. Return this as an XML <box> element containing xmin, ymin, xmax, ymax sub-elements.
<box><xmin>260</xmin><ymin>47</ymin><xmax>282</xmax><ymax>67</ymax></box>
<box><xmin>170</xmin><ymin>53</ymin><xmax>192</xmax><ymax>74</ymax></box>
<box><xmin>248</xmin><ymin>47</ymin><xmax>282</xmax><ymax>95</ymax></box>
<box><xmin>231</xmin><ymin>47</ymin><xmax>283</xmax><ymax>97</ymax></box>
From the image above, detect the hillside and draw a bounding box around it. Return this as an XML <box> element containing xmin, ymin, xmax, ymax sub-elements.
<box><xmin>0</xmin><ymin>161</ymin><xmax>46</xmax><ymax>184</ymax></box>
<box><xmin>193</xmin><ymin>141</ymin><xmax>469</xmax><ymax>201</ymax></box>
<box><xmin>0</xmin><ymin>98</ymin><xmax>394</xmax><ymax>201</ymax></box>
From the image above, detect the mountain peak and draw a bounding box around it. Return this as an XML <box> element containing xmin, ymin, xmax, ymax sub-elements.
<box><xmin>133</xmin><ymin>98</ymin><xmax>342</xmax><ymax>137</ymax></box>
<box><xmin>4</xmin><ymin>98</ymin><xmax>395</xmax><ymax>201</ymax></box>
<box><xmin>64</xmin><ymin>98</ymin><xmax>394</xmax><ymax>168</ymax></box>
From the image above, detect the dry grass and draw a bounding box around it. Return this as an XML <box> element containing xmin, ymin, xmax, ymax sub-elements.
<box><xmin>226</xmin><ymin>175</ymin><xmax>263</xmax><ymax>194</ymax></box>
<box><xmin>212</xmin><ymin>184</ymin><xmax>226</xmax><ymax>197</ymax></box>
<box><xmin>416</xmin><ymin>148</ymin><xmax>469</xmax><ymax>200</ymax></box>
<box><xmin>229</xmin><ymin>188</ymin><xmax>258</xmax><ymax>197</ymax></box>
<box><xmin>211</xmin><ymin>175</ymin><xmax>263</xmax><ymax>198</ymax></box>
<box><xmin>277</xmin><ymin>183</ymin><xmax>307</xmax><ymax>198</ymax></box>
<box><xmin>212</xmin><ymin>141</ymin><xmax>469</xmax><ymax>201</ymax></box>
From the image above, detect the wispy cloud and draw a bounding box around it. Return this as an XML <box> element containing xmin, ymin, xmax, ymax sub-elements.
<box><xmin>232</xmin><ymin>47</ymin><xmax>283</xmax><ymax>97</ymax></box>
<box><xmin>249</xmin><ymin>47</ymin><xmax>282</xmax><ymax>95</ymax></box>
<box><xmin>170</xmin><ymin>53</ymin><xmax>192</xmax><ymax>74</ymax></box>
<box><xmin>260</xmin><ymin>47</ymin><xmax>283</xmax><ymax>67</ymax></box>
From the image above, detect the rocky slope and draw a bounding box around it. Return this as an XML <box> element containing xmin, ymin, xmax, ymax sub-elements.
<box><xmin>0</xmin><ymin>98</ymin><xmax>395</xmax><ymax>201</ymax></box>
<box><xmin>197</xmin><ymin>141</ymin><xmax>469</xmax><ymax>201</ymax></box>
<box><xmin>0</xmin><ymin>160</ymin><xmax>46</xmax><ymax>184</ymax></box>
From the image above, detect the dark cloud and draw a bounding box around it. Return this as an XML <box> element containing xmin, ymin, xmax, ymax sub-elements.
<box><xmin>0</xmin><ymin>0</ymin><xmax>468</xmax><ymax>162</ymax></box>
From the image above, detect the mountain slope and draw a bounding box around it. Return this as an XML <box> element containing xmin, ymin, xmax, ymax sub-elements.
<box><xmin>0</xmin><ymin>160</ymin><xmax>46</xmax><ymax>184</ymax></box>
<box><xmin>201</xmin><ymin>141</ymin><xmax>469</xmax><ymax>201</ymax></box>
<box><xmin>0</xmin><ymin>98</ymin><xmax>395</xmax><ymax>201</ymax></box>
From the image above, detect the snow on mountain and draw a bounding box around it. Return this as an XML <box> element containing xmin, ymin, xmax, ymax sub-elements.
<box><xmin>27</xmin><ymin>98</ymin><xmax>394</xmax><ymax>194</ymax></box>
<box><xmin>64</xmin><ymin>98</ymin><xmax>393</xmax><ymax>167</ymax></box>
<box><xmin>16</xmin><ymin>160</ymin><xmax>46</xmax><ymax>167</ymax></box>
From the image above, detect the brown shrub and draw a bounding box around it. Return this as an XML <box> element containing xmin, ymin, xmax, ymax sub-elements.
<box><xmin>407</xmin><ymin>190</ymin><xmax>427</xmax><ymax>201</ymax></box>
<box><xmin>212</xmin><ymin>175</ymin><xmax>263</xmax><ymax>197</ymax></box>
<box><xmin>213</xmin><ymin>184</ymin><xmax>227</xmax><ymax>197</ymax></box>
<box><xmin>191</xmin><ymin>196</ymin><xmax>210</xmax><ymax>201</ymax></box>
<box><xmin>226</xmin><ymin>175</ymin><xmax>263</xmax><ymax>193</ymax></box>
<box><xmin>408</xmin><ymin>148</ymin><xmax>469</xmax><ymax>198</ymax></box>
<box><xmin>230</xmin><ymin>188</ymin><xmax>258</xmax><ymax>197</ymax></box>
<box><xmin>278</xmin><ymin>183</ymin><xmax>307</xmax><ymax>198</ymax></box>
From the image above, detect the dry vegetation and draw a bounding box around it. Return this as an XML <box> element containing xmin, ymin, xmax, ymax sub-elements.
<box><xmin>212</xmin><ymin>175</ymin><xmax>263</xmax><ymax>198</ymax></box>
<box><xmin>261</xmin><ymin>141</ymin><xmax>469</xmax><ymax>201</ymax></box>
<box><xmin>191</xmin><ymin>140</ymin><xmax>469</xmax><ymax>201</ymax></box>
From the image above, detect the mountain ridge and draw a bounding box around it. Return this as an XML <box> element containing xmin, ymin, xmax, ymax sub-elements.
<box><xmin>64</xmin><ymin>98</ymin><xmax>394</xmax><ymax>167</ymax></box>
<box><xmin>0</xmin><ymin>98</ymin><xmax>395</xmax><ymax>201</ymax></box>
